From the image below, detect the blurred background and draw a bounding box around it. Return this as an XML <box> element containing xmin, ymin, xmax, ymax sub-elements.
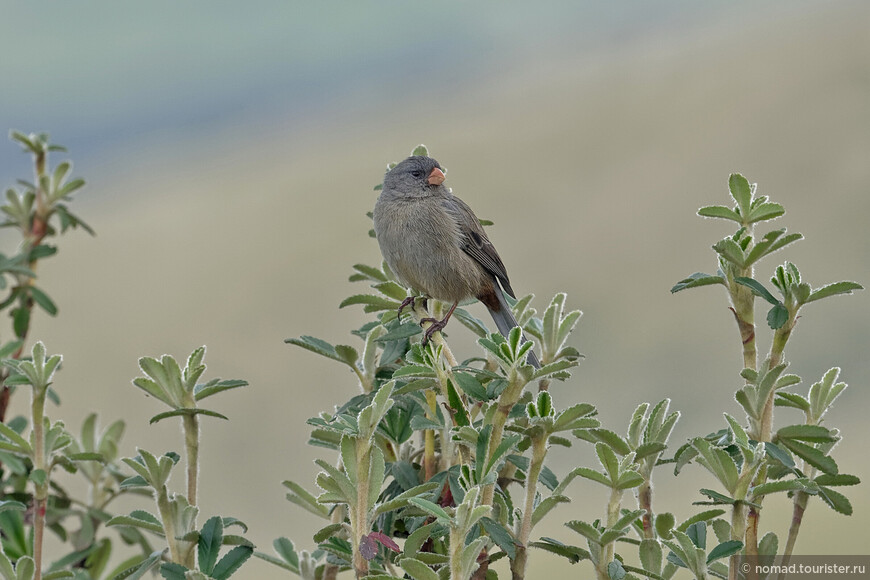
<box><xmin>1</xmin><ymin>1</ymin><xmax>868</xmax><ymax>577</ymax></box>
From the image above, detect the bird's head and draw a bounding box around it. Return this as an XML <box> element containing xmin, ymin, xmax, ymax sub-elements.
<box><xmin>381</xmin><ymin>155</ymin><xmax>447</xmax><ymax>198</ymax></box>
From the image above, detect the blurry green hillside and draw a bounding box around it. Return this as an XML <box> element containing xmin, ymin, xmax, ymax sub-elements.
<box><xmin>1</xmin><ymin>2</ymin><xmax>867</xmax><ymax>577</ymax></box>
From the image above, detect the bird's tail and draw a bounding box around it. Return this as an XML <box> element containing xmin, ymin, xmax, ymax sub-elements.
<box><xmin>487</xmin><ymin>282</ymin><xmax>541</xmax><ymax>369</ymax></box>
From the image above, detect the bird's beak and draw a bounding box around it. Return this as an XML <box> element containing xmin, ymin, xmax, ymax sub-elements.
<box><xmin>427</xmin><ymin>167</ymin><xmax>446</xmax><ymax>186</ymax></box>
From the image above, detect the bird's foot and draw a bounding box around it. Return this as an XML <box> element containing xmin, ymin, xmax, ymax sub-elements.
<box><xmin>419</xmin><ymin>316</ymin><xmax>449</xmax><ymax>346</ymax></box>
<box><xmin>397</xmin><ymin>296</ymin><xmax>416</xmax><ymax>320</ymax></box>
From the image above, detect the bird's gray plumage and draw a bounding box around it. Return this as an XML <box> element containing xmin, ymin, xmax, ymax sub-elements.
<box><xmin>373</xmin><ymin>155</ymin><xmax>540</xmax><ymax>368</ymax></box>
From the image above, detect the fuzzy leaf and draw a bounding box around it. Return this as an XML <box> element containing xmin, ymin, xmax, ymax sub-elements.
<box><xmin>697</xmin><ymin>205</ymin><xmax>741</xmax><ymax>222</ymax></box>
<box><xmin>735</xmin><ymin>277</ymin><xmax>779</xmax><ymax>305</ymax></box>
<box><xmin>805</xmin><ymin>281</ymin><xmax>863</xmax><ymax>303</ymax></box>
<box><xmin>706</xmin><ymin>540</ymin><xmax>743</xmax><ymax>563</ymax></box>
<box><xmin>779</xmin><ymin>438</ymin><xmax>838</xmax><ymax>475</ymax></box>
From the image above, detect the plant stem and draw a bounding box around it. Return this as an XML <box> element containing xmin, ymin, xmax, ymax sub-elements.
<box><xmin>638</xmin><ymin>475</ymin><xmax>654</xmax><ymax>539</ymax></box>
<box><xmin>182</xmin><ymin>414</ymin><xmax>199</xmax><ymax>507</ymax></box>
<box><xmin>482</xmin><ymin>400</ymin><xmax>511</xmax><ymax>507</ymax></box>
<box><xmin>156</xmin><ymin>488</ymin><xmax>183</xmax><ymax>564</ymax></box>
<box><xmin>322</xmin><ymin>505</ymin><xmax>345</xmax><ymax>580</ymax></box>
<box><xmin>482</xmin><ymin>367</ymin><xmax>526</xmax><ymax>506</ymax></box>
<box><xmin>745</xmin><ymin>506</ymin><xmax>759</xmax><ymax>558</ymax></box>
<box><xmin>449</xmin><ymin>525</ymin><xmax>464</xmax><ymax>580</ymax></box>
<box><xmin>31</xmin><ymin>389</ymin><xmax>47</xmax><ymax>580</ymax></box>
<box><xmin>759</xmin><ymin>313</ymin><xmax>795</xmax><ymax>442</ymax></box>
<box><xmin>423</xmin><ymin>389</ymin><xmax>438</xmax><ymax>480</ymax></box>
<box><xmin>728</xmin><ymin>501</ymin><xmax>747</xmax><ymax>580</ymax></box>
<box><xmin>0</xmin><ymin>150</ymin><xmax>51</xmax><ymax>423</ymax></box>
<box><xmin>782</xmin><ymin>490</ymin><xmax>807</xmax><ymax>561</ymax></box>
<box><xmin>594</xmin><ymin>487</ymin><xmax>625</xmax><ymax>580</ymax></box>
<box><xmin>352</xmin><ymin>443</ymin><xmax>371</xmax><ymax>578</ymax></box>
<box><xmin>512</xmin><ymin>435</ymin><xmax>548</xmax><ymax>580</ymax></box>
<box><xmin>730</xmin><ymin>284</ymin><xmax>757</xmax><ymax>372</ymax></box>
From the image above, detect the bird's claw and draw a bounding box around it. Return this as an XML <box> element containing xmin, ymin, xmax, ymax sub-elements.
<box><xmin>397</xmin><ymin>296</ymin><xmax>416</xmax><ymax>320</ymax></box>
<box><xmin>419</xmin><ymin>316</ymin><xmax>448</xmax><ymax>346</ymax></box>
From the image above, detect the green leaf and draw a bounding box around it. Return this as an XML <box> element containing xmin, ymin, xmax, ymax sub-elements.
<box><xmin>480</xmin><ymin>517</ymin><xmax>516</xmax><ymax>559</ymax></box>
<box><xmin>339</xmin><ymin>294</ymin><xmax>398</xmax><ymax>312</ymax></box>
<box><xmin>12</xmin><ymin>307</ymin><xmax>29</xmax><ymax>339</ymax></box>
<box><xmin>698</xmin><ymin>205</ymin><xmax>741</xmax><ymax>222</ymax></box>
<box><xmin>113</xmin><ymin>549</ymin><xmax>164</xmax><ymax>579</ymax></box>
<box><xmin>587</xmin><ymin>429</ymin><xmax>631</xmax><ymax>455</ymax></box>
<box><xmin>735</xmin><ymin>277</ymin><xmax>778</xmax><ymax>305</ymax></box>
<box><xmin>670</xmin><ymin>272</ymin><xmax>726</xmax><ymax>293</ymax></box>
<box><xmin>565</xmin><ymin>519</ymin><xmax>601</xmax><ymax>543</ymax></box>
<box><xmin>706</xmin><ymin>540</ymin><xmax>743</xmax><ymax>563</ymax></box>
<box><xmin>283</xmin><ymin>480</ymin><xmax>330</xmax><ymax>518</ymax></box>
<box><xmin>107</xmin><ymin>512</ymin><xmax>165</xmax><ymax>535</ymax></box>
<box><xmin>775</xmin><ymin>392</ymin><xmax>810</xmax><ymax>411</ymax></box>
<box><xmin>453</xmin><ymin>371</ymin><xmax>488</xmax><ymax>401</ymax></box>
<box><xmin>198</xmin><ymin>516</ymin><xmax>223</xmax><ymax>575</ymax></box>
<box><xmin>400</xmin><ymin>558</ymin><xmax>439</xmax><ymax>580</ymax></box>
<box><xmin>272</xmin><ymin>537</ymin><xmax>299</xmax><ymax>569</ymax></box>
<box><xmin>595</xmin><ymin>443</ymin><xmax>621</xmax><ymax>483</ymax></box>
<box><xmin>752</xmin><ymin>479</ymin><xmax>812</xmax><ymax>499</ymax></box>
<box><xmin>728</xmin><ymin>173</ymin><xmax>752</xmax><ymax>215</ymax></box>
<box><xmin>655</xmin><ymin>513</ymin><xmax>675</xmax><ymax>539</ymax></box>
<box><xmin>569</xmin><ymin>467</ymin><xmax>610</xmax><ymax>487</ymax></box>
<box><xmin>14</xmin><ymin>557</ymin><xmax>35</xmax><ymax>580</ymax></box>
<box><xmin>211</xmin><ymin>545</ymin><xmax>253</xmax><ymax>580</ymax></box>
<box><xmin>676</xmin><ymin>510</ymin><xmax>726</xmax><ymax>532</ymax></box>
<box><xmin>713</xmin><ymin>238</ymin><xmax>746</xmax><ymax>268</ymax></box>
<box><xmin>805</xmin><ymin>281</ymin><xmax>863</xmax><ymax>303</ymax></box>
<box><xmin>779</xmin><ymin>438</ymin><xmax>838</xmax><ymax>475</ymax></box>
<box><xmin>758</xmin><ymin>532</ymin><xmax>779</xmax><ymax>557</ymax></box>
<box><xmin>285</xmin><ymin>336</ymin><xmax>355</xmax><ymax>367</ymax></box>
<box><xmin>350</xmin><ymin>263</ymin><xmax>387</xmax><ymax>282</ymax></box>
<box><xmin>454</xmin><ymin>307</ymin><xmax>489</xmax><ymax>337</ymax></box>
<box><xmin>28</xmin><ymin>286</ymin><xmax>58</xmax><ymax>316</ymax></box>
<box><xmin>685</xmin><ymin>521</ymin><xmax>706</xmax><ymax>550</ymax></box>
<box><xmin>607</xmin><ymin>560</ymin><xmax>627</xmax><ymax>580</ymax></box>
<box><xmin>194</xmin><ymin>379</ymin><xmax>248</xmax><ymax>401</ymax></box>
<box><xmin>313</xmin><ymin>523</ymin><xmax>344</xmax><ymax>543</ymax></box>
<box><xmin>612</xmin><ymin>509</ymin><xmax>645</xmax><ymax>532</ymax></box>
<box><xmin>408</xmin><ymin>498</ymin><xmax>450</xmax><ymax>521</ymax></box>
<box><xmin>697</xmin><ymin>489</ymin><xmax>735</xmax><ymax>505</ymax></box>
<box><xmin>29</xmin><ymin>469</ymin><xmax>47</xmax><ymax>486</ymax></box>
<box><xmin>692</xmin><ymin>439</ymin><xmax>739</xmax><ymax>494</ymax></box>
<box><xmin>149</xmin><ymin>408</ymin><xmax>228</xmax><ymax>424</ymax></box>
<box><xmin>445</xmin><ymin>378</ymin><xmax>469</xmax><ymax>427</ymax></box>
<box><xmin>159</xmin><ymin>563</ymin><xmax>187</xmax><ymax>580</ymax></box>
<box><xmin>767</xmin><ymin>302</ymin><xmax>789</xmax><ymax>329</ymax></box>
<box><xmin>814</xmin><ymin>474</ymin><xmax>859</xmax><ymax>487</ymax></box>
<box><xmin>615</xmin><ymin>470</ymin><xmax>644</xmax><ymax>490</ymax></box>
<box><xmin>747</xmin><ymin>202</ymin><xmax>785</xmax><ymax>223</ymax></box>
<box><xmin>529</xmin><ymin>537</ymin><xmax>591</xmax><ymax>564</ymax></box>
<box><xmin>531</xmin><ymin>495</ymin><xmax>570</xmax><ymax>527</ymax></box>
<box><xmin>776</xmin><ymin>425</ymin><xmax>837</xmax><ymax>443</ymax></box>
<box><xmin>391</xmin><ymin>365</ymin><xmax>436</xmax><ymax>379</ymax></box>
<box><xmin>374</xmin><ymin>322</ymin><xmax>421</xmax><ymax>342</ymax></box>
<box><xmin>0</xmin><ymin>500</ymin><xmax>26</xmax><ymax>513</ymax></box>
<box><xmin>817</xmin><ymin>486</ymin><xmax>852</xmax><ymax>515</ymax></box>
<box><xmin>403</xmin><ymin>522</ymin><xmax>438</xmax><ymax>557</ymax></box>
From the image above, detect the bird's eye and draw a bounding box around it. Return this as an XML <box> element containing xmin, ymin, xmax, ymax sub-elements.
<box><xmin>410</xmin><ymin>170</ymin><xmax>423</xmax><ymax>178</ymax></box>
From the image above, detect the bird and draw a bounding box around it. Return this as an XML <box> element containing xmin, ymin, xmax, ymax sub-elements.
<box><xmin>372</xmin><ymin>155</ymin><xmax>540</xmax><ymax>368</ymax></box>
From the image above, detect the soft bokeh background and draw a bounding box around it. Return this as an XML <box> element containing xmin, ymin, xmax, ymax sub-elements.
<box><xmin>1</xmin><ymin>1</ymin><xmax>868</xmax><ymax>577</ymax></box>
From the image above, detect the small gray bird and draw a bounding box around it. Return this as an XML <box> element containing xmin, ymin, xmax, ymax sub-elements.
<box><xmin>373</xmin><ymin>155</ymin><xmax>540</xmax><ymax>368</ymax></box>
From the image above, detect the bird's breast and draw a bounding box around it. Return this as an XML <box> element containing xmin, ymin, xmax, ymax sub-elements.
<box><xmin>373</xmin><ymin>196</ymin><xmax>482</xmax><ymax>302</ymax></box>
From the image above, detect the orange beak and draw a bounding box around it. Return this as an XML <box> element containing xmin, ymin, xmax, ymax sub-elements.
<box><xmin>427</xmin><ymin>167</ymin><xmax>445</xmax><ymax>186</ymax></box>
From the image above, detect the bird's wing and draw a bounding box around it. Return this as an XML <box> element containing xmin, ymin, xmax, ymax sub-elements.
<box><xmin>444</xmin><ymin>196</ymin><xmax>515</xmax><ymax>298</ymax></box>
